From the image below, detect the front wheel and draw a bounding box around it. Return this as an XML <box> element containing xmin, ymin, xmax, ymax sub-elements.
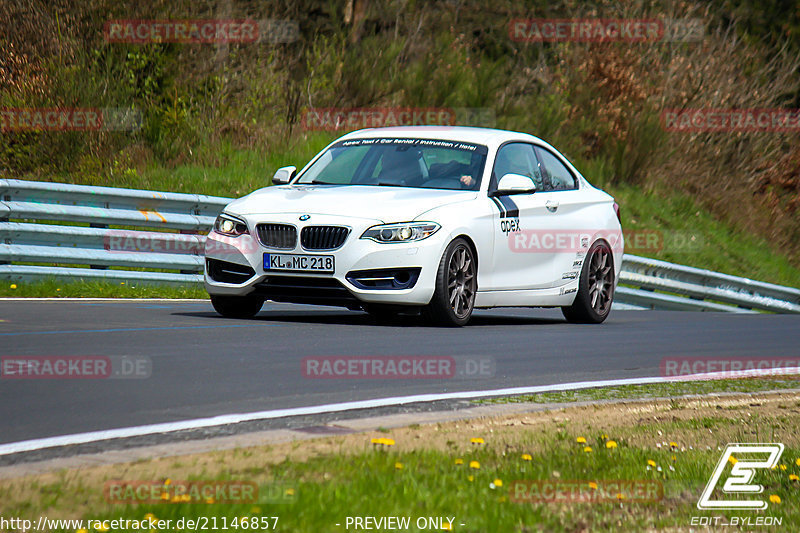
<box><xmin>561</xmin><ymin>240</ymin><xmax>615</xmax><ymax>324</ymax></box>
<box><xmin>210</xmin><ymin>294</ymin><xmax>264</xmax><ymax>319</ymax></box>
<box><xmin>423</xmin><ymin>238</ymin><xmax>477</xmax><ymax>327</ymax></box>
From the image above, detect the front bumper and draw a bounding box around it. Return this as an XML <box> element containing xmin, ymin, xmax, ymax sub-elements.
<box><xmin>204</xmin><ymin>213</ymin><xmax>447</xmax><ymax>307</ymax></box>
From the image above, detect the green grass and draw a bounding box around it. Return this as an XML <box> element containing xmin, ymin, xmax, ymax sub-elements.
<box><xmin>53</xmin><ymin>134</ymin><xmax>338</xmax><ymax>198</ymax></box>
<box><xmin>0</xmin><ymin>278</ymin><xmax>207</xmax><ymax>298</ymax></box>
<box><xmin>2</xmin><ymin>390</ymin><xmax>799</xmax><ymax>531</ymax></box>
<box><xmin>475</xmin><ymin>378</ymin><xmax>800</xmax><ymax>405</ymax></box>
<box><xmin>608</xmin><ymin>184</ymin><xmax>800</xmax><ymax>287</ymax></box>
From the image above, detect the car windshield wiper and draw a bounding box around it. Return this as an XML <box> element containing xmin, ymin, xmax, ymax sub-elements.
<box><xmin>377</xmin><ymin>182</ymin><xmax>409</xmax><ymax>188</ymax></box>
<box><xmin>309</xmin><ymin>179</ymin><xmax>342</xmax><ymax>185</ymax></box>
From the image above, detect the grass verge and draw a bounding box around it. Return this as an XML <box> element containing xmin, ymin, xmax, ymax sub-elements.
<box><xmin>475</xmin><ymin>377</ymin><xmax>800</xmax><ymax>405</ymax></box>
<box><xmin>2</xmin><ymin>384</ymin><xmax>799</xmax><ymax>531</ymax></box>
<box><xmin>0</xmin><ymin>279</ymin><xmax>207</xmax><ymax>299</ymax></box>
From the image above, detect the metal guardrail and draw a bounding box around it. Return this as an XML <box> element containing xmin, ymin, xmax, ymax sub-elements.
<box><xmin>0</xmin><ymin>179</ymin><xmax>228</xmax><ymax>285</ymax></box>
<box><xmin>1</xmin><ymin>179</ymin><xmax>798</xmax><ymax>313</ymax></box>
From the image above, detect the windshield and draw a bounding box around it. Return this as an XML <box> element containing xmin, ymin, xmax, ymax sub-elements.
<box><xmin>295</xmin><ymin>137</ymin><xmax>488</xmax><ymax>190</ymax></box>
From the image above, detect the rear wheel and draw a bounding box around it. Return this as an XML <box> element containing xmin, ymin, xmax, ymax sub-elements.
<box><xmin>210</xmin><ymin>294</ymin><xmax>264</xmax><ymax>319</ymax></box>
<box><xmin>423</xmin><ymin>238</ymin><xmax>476</xmax><ymax>327</ymax></box>
<box><xmin>561</xmin><ymin>240</ymin><xmax>615</xmax><ymax>324</ymax></box>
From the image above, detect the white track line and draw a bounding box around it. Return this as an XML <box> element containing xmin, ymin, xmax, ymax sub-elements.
<box><xmin>2</xmin><ymin>368</ymin><xmax>798</xmax><ymax>456</ymax></box>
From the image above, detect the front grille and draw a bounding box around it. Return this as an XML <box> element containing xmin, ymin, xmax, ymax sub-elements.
<box><xmin>206</xmin><ymin>258</ymin><xmax>256</xmax><ymax>284</ymax></box>
<box><xmin>254</xmin><ymin>276</ymin><xmax>360</xmax><ymax>308</ymax></box>
<box><xmin>256</xmin><ymin>223</ymin><xmax>297</xmax><ymax>249</ymax></box>
<box><xmin>301</xmin><ymin>226</ymin><xmax>350</xmax><ymax>250</ymax></box>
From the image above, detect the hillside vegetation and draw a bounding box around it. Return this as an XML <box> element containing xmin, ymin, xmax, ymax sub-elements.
<box><xmin>1</xmin><ymin>0</ymin><xmax>799</xmax><ymax>285</ymax></box>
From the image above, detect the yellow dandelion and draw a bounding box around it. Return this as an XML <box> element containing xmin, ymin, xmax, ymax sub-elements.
<box><xmin>384</xmin><ymin>438</ymin><xmax>395</xmax><ymax>446</ymax></box>
<box><xmin>769</xmin><ymin>494</ymin><xmax>781</xmax><ymax>504</ymax></box>
<box><xmin>583</xmin><ymin>446</ymin><xmax>592</xmax><ymax>453</ymax></box>
<box><xmin>493</xmin><ymin>478</ymin><xmax>503</xmax><ymax>487</ymax></box>
<box><xmin>789</xmin><ymin>474</ymin><xmax>799</xmax><ymax>482</ymax></box>
<box><xmin>647</xmin><ymin>459</ymin><xmax>657</xmax><ymax>467</ymax></box>
<box><xmin>606</xmin><ymin>440</ymin><xmax>618</xmax><ymax>449</ymax></box>
<box><xmin>171</xmin><ymin>496</ymin><xmax>181</xmax><ymax>503</ymax></box>
<box><xmin>616</xmin><ymin>493</ymin><xmax>625</xmax><ymax>500</ymax></box>
<box><xmin>469</xmin><ymin>460</ymin><xmax>480</xmax><ymax>469</ymax></box>
<box><xmin>10</xmin><ymin>284</ymin><xmax>17</xmax><ymax>289</ymax></box>
<box><xmin>467</xmin><ymin>475</ymin><xmax>474</xmax><ymax>482</ymax></box>
<box><xmin>670</xmin><ymin>441</ymin><xmax>678</xmax><ymax>448</ymax></box>
<box><xmin>442</xmin><ymin>522</ymin><xmax>452</xmax><ymax>531</ymax></box>
<box><xmin>160</xmin><ymin>492</ymin><xmax>169</xmax><ymax>500</ymax></box>
<box><xmin>455</xmin><ymin>458</ymin><xmax>464</xmax><ymax>465</ymax></box>
<box><xmin>395</xmin><ymin>462</ymin><xmax>403</xmax><ymax>470</ymax></box>
<box><xmin>671</xmin><ymin>455</ymin><xmax>677</xmax><ymax>462</ymax></box>
<box><xmin>205</xmin><ymin>497</ymin><xmax>215</xmax><ymax>504</ymax></box>
<box><xmin>285</xmin><ymin>488</ymin><xmax>295</xmax><ymax>496</ymax></box>
<box><xmin>371</xmin><ymin>437</ymin><xmax>384</xmax><ymax>445</ymax></box>
<box><xmin>471</xmin><ymin>437</ymin><xmax>485</xmax><ymax>444</ymax></box>
<box><xmin>588</xmin><ymin>482</ymin><xmax>598</xmax><ymax>490</ymax></box>
<box><xmin>78</xmin><ymin>529</ymin><xmax>88</xmax><ymax>533</ymax></box>
<box><xmin>576</xmin><ymin>437</ymin><xmax>587</xmax><ymax>444</ymax></box>
<box><xmin>601</xmin><ymin>434</ymin><xmax>609</xmax><ymax>440</ymax></box>
<box><xmin>729</xmin><ymin>456</ymin><xmax>738</xmax><ymax>465</ymax></box>
<box><xmin>163</xmin><ymin>478</ymin><xmax>171</xmax><ymax>485</ymax></box>
<box><xmin>181</xmin><ymin>494</ymin><xmax>191</xmax><ymax>502</ymax></box>
<box><xmin>95</xmin><ymin>524</ymin><xmax>109</xmax><ymax>532</ymax></box>
<box><xmin>521</xmin><ymin>453</ymin><xmax>532</xmax><ymax>461</ymax></box>
<box><xmin>779</xmin><ymin>464</ymin><xmax>787</xmax><ymax>471</ymax></box>
<box><xmin>796</xmin><ymin>458</ymin><xmax>800</xmax><ymax>467</ymax></box>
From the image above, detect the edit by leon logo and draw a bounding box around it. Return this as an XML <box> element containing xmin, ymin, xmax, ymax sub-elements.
<box><xmin>697</xmin><ymin>443</ymin><xmax>784</xmax><ymax>510</ymax></box>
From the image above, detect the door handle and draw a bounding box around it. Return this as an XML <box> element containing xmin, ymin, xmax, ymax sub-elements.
<box><xmin>545</xmin><ymin>200</ymin><xmax>559</xmax><ymax>212</ymax></box>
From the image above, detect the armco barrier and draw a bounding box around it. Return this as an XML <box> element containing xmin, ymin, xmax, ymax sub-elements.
<box><xmin>1</xmin><ymin>179</ymin><xmax>798</xmax><ymax>312</ymax></box>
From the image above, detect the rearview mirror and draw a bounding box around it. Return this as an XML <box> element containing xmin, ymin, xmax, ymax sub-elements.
<box><xmin>272</xmin><ymin>166</ymin><xmax>297</xmax><ymax>185</ymax></box>
<box><xmin>490</xmin><ymin>173</ymin><xmax>536</xmax><ymax>196</ymax></box>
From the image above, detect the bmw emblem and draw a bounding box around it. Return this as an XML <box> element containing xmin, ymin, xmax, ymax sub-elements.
<box><xmin>299</xmin><ymin>214</ymin><xmax>311</xmax><ymax>221</ymax></box>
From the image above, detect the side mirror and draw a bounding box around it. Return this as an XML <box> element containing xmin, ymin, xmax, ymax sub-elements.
<box><xmin>272</xmin><ymin>166</ymin><xmax>297</xmax><ymax>185</ymax></box>
<box><xmin>490</xmin><ymin>173</ymin><xmax>536</xmax><ymax>196</ymax></box>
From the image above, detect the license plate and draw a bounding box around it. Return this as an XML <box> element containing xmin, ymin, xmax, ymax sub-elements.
<box><xmin>263</xmin><ymin>253</ymin><xmax>335</xmax><ymax>273</ymax></box>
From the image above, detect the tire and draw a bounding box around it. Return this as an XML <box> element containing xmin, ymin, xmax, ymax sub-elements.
<box><xmin>210</xmin><ymin>294</ymin><xmax>264</xmax><ymax>319</ymax></box>
<box><xmin>422</xmin><ymin>238</ymin><xmax>477</xmax><ymax>327</ymax></box>
<box><xmin>561</xmin><ymin>240</ymin><xmax>615</xmax><ymax>324</ymax></box>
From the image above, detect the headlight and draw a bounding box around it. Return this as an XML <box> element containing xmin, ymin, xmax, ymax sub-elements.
<box><xmin>361</xmin><ymin>222</ymin><xmax>440</xmax><ymax>243</ymax></box>
<box><xmin>214</xmin><ymin>213</ymin><xmax>249</xmax><ymax>237</ymax></box>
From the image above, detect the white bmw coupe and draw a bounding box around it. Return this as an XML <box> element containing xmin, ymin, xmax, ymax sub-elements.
<box><xmin>205</xmin><ymin>126</ymin><xmax>623</xmax><ymax>326</ymax></box>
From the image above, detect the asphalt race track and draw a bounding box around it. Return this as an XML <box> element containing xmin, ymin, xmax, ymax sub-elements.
<box><xmin>1</xmin><ymin>300</ymin><xmax>798</xmax><ymax>447</ymax></box>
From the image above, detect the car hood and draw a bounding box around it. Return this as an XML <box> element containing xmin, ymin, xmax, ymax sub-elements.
<box><xmin>225</xmin><ymin>185</ymin><xmax>477</xmax><ymax>223</ymax></box>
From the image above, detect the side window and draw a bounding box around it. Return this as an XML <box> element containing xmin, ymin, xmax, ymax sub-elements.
<box><xmin>491</xmin><ymin>143</ymin><xmax>543</xmax><ymax>192</ymax></box>
<box><xmin>534</xmin><ymin>147</ymin><xmax>578</xmax><ymax>191</ymax></box>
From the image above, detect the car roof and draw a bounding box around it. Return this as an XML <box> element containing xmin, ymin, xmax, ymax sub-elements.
<box><xmin>339</xmin><ymin>126</ymin><xmax>546</xmax><ymax>148</ymax></box>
